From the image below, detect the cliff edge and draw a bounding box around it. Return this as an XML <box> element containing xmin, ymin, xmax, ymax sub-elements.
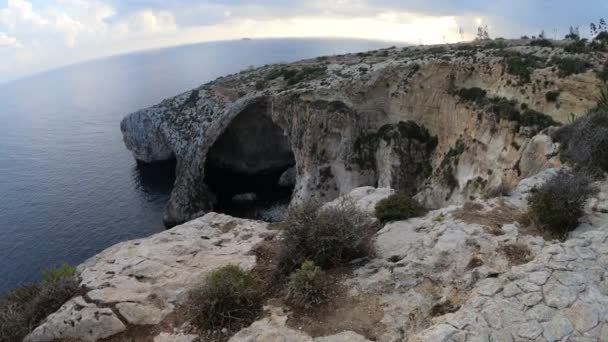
<box><xmin>120</xmin><ymin>40</ymin><xmax>605</xmax><ymax>227</ymax></box>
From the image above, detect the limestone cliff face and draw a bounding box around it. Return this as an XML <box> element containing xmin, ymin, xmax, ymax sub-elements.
<box><xmin>121</xmin><ymin>41</ymin><xmax>605</xmax><ymax>227</ymax></box>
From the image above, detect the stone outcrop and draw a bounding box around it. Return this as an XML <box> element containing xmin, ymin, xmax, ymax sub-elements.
<box><xmin>229</xmin><ymin>306</ymin><xmax>372</xmax><ymax>342</ymax></box>
<box><xmin>346</xmin><ymin>169</ymin><xmax>608</xmax><ymax>341</ymax></box>
<box><xmin>28</xmin><ymin>42</ymin><xmax>608</xmax><ymax>341</ymax></box>
<box><xmin>121</xmin><ymin>41</ymin><xmax>605</xmax><ymax>227</ymax></box>
<box><xmin>27</xmin><ymin>168</ymin><xmax>608</xmax><ymax>341</ymax></box>
<box><xmin>26</xmin><ymin>213</ymin><xmax>272</xmax><ymax>342</ymax></box>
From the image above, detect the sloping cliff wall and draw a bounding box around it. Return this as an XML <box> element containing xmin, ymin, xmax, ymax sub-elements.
<box><xmin>121</xmin><ymin>42</ymin><xmax>605</xmax><ymax>227</ymax></box>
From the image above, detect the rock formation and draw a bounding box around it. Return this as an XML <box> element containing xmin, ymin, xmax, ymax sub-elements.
<box><xmin>25</xmin><ymin>168</ymin><xmax>608</xmax><ymax>341</ymax></box>
<box><xmin>24</xmin><ymin>40</ymin><xmax>608</xmax><ymax>341</ymax></box>
<box><xmin>121</xmin><ymin>41</ymin><xmax>604</xmax><ymax>227</ymax></box>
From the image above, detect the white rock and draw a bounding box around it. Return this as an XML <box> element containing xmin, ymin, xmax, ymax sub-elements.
<box><xmin>116</xmin><ymin>302</ymin><xmax>173</xmax><ymax>325</ymax></box>
<box><xmin>25</xmin><ymin>297</ymin><xmax>126</xmax><ymax>342</ymax></box>
<box><xmin>543</xmin><ymin>281</ymin><xmax>578</xmax><ymax>309</ymax></box>
<box><xmin>29</xmin><ymin>213</ymin><xmax>270</xmax><ymax>341</ymax></box>
<box><xmin>542</xmin><ymin>313</ymin><xmax>574</xmax><ymax>341</ymax></box>
<box><xmin>154</xmin><ymin>332</ymin><xmax>198</xmax><ymax>342</ymax></box>
<box><xmin>323</xmin><ymin>186</ymin><xmax>394</xmax><ymax>215</ymax></box>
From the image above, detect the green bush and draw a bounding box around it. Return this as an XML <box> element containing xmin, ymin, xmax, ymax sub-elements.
<box><xmin>375</xmin><ymin>193</ymin><xmax>426</xmax><ymax>223</ymax></box>
<box><xmin>591</xmin><ymin>32</ymin><xmax>608</xmax><ymax>51</ymax></box>
<box><xmin>278</xmin><ymin>199</ymin><xmax>375</xmax><ymax>273</ymax></box>
<box><xmin>488</xmin><ymin>97</ymin><xmax>521</xmax><ymax>121</ymax></box>
<box><xmin>186</xmin><ymin>265</ymin><xmax>262</xmax><ymax>332</ymax></box>
<box><xmin>545</xmin><ymin>91</ymin><xmax>560</xmax><ymax>102</ymax></box>
<box><xmin>286</xmin><ymin>261</ymin><xmax>325</xmax><ymax>309</ymax></box>
<box><xmin>528</xmin><ymin>171</ymin><xmax>594</xmax><ymax>238</ymax></box>
<box><xmin>530</xmin><ymin>39</ymin><xmax>553</xmax><ymax>47</ymax></box>
<box><xmin>505</xmin><ymin>55</ymin><xmax>534</xmax><ymax>83</ymax></box>
<box><xmin>564</xmin><ymin>40</ymin><xmax>589</xmax><ymax>53</ymax></box>
<box><xmin>553</xmin><ymin>110</ymin><xmax>608</xmax><ymax>173</ymax></box>
<box><xmin>41</xmin><ymin>264</ymin><xmax>76</xmax><ymax>284</ymax></box>
<box><xmin>458</xmin><ymin>87</ymin><xmax>487</xmax><ymax>104</ymax></box>
<box><xmin>552</xmin><ymin>57</ymin><xmax>590</xmax><ymax>77</ymax></box>
<box><xmin>0</xmin><ymin>278</ymin><xmax>79</xmax><ymax>341</ymax></box>
<box><xmin>519</xmin><ymin>109</ymin><xmax>560</xmax><ymax>129</ymax></box>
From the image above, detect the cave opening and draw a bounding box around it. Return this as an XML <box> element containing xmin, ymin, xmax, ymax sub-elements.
<box><xmin>204</xmin><ymin>101</ymin><xmax>295</xmax><ymax>221</ymax></box>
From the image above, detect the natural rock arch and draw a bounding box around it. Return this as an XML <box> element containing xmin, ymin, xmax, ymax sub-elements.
<box><xmin>203</xmin><ymin>100</ymin><xmax>296</xmax><ymax>218</ymax></box>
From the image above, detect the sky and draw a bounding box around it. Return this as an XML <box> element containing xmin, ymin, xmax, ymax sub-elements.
<box><xmin>0</xmin><ymin>0</ymin><xmax>607</xmax><ymax>83</ymax></box>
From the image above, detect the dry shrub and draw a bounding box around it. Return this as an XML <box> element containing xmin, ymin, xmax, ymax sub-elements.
<box><xmin>453</xmin><ymin>200</ymin><xmax>524</xmax><ymax>235</ymax></box>
<box><xmin>186</xmin><ymin>265</ymin><xmax>262</xmax><ymax>333</ymax></box>
<box><xmin>374</xmin><ymin>193</ymin><xmax>426</xmax><ymax>223</ymax></box>
<box><xmin>0</xmin><ymin>278</ymin><xmax>80</xmax><ymax>341</ymax></box>
<box><xmin>498</xmin><ymin>244</ymin><xmax>533</xmax><ymax>265</ymax></box>
<box><xmin>278</xmin><ymin>198</ymin><xmax>376</xmax><ymax>274</ymax></box>
<box><xmin>528</xmin><ymin>171</ymin><xmax>594</xmax><ymax>238</ymax></box>
<box><xmin>553</xmin><ymin>111</ymin><xmax>608</xmax><ymax>173</ymax></box>
<box><xmin>286</xmin><ymin>261</ymin><xmax>326</xmax><ymax>309</ymax></box>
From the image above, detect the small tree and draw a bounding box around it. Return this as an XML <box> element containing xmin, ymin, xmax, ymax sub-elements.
<box><xmin>476</xmin><ymin>25</ymin><xmax>490</xmax><ymax>41</ymax></box>
<box><xmin>565</xmin><ymin>26</ymin><xmax>580</xmax><ymax>40</ymax></box>
<box><xmin>591</xmin><ymin>18</ymin><xmax>607</xmax><ymax>37</ymax></box>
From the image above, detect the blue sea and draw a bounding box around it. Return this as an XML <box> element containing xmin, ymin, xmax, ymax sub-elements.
<box><xmin>0</xmin><ymin>38</ymin><xmax>392</xmax><ymax>293</ymax></box>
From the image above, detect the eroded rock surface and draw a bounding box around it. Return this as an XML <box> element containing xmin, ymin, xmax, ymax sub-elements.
<box><xmin>26</xmin><ymin>213</ymin><xmax>271</xmax><ymax>342</ymax></box>
<box><xmin>229</xmin><ymin>306</ymin><xmax>372</xmax><ymax>342</ymax></box>
<box><xmin>344</xmin><ymin>170</ymin><xmax>608</xmax><ymax>341</ymax></box>
<box><xmin>27</xmin><ymin>168</ymin><xmax>608</xmax><ymax>341</ymax></box>
<box><xmin>121</xmin><ymin>41</ymin><xmax>604</xmax><ymax>227</ymax></box>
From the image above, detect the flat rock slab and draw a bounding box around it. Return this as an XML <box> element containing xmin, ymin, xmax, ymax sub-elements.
<box><xmin>229</xmin><ymin>306</ymin><xmax>371</xmax><ymax>342</ymax></box>
<box><xmin>27</xmin><ymin>213</ymin><xmax>270</xmax><ymax>341</ymax></box>
<box><xmin>345</xmin><ymin>174</ymin><xmax>608</xmax><ymax>342</ymax></box>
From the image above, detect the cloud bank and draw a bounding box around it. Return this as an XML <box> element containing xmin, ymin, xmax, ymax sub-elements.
<box><xmin>0</xmin><ymin>0</ymin><xmax>606</xmax><ymax>82</ymax></box>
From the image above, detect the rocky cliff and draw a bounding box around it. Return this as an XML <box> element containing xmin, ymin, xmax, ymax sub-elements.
<box><xmin>121</xmin><ymin>40</ymin><xmax>605</xmax><ymax>227</ymax></box>
<box><xmin>25</xmin><ymin>169</ymin><xmax>608</xmax><ymax>341</ymax></box>
<box><xmin>24</xmin><ymin>40</ymin><xmax>603</xmax><ymax>341</ymax></box>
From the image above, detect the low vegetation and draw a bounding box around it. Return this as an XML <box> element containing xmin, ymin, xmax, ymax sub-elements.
<box><xmin>504</xmin><ymin>54</ymin><xmax>543</xmax><ymax>84</ymax></box>
<box><xmin>265</xmin><ymin>65</ymin><xmax>327</xmax><ymax>86</ymax></box>
<box><xmin>519</xmin><ymin>108</ymin><xmax>559</xmax><ymax>129</ymax></box>
<box><xmin>553</xmin><ymin>110</ymin><xmax>608</xmax><ymax>173</ymax></box>
<box><xmin>41</xmin><ymin>264</ymin><xmax>76</xmax><ymax>284</ymax></box>
<box><xmin>457</xmin><ymin>87</ymin><xmax>487</xmax><ymax>103</ymax></box>
<box><xmin>0</xmin><ymin>265</ymin><xmax>79</xmax><ymax>342</ymax></box>
<box><xmin>564</xmin><ymin>40</ymin><xmax>589</xmax><ymax>53</ymax></box>
<box><xmin>456</xmin><ymin>88</ymin><xmax>559</xmax><ymax>131</ymax></box>
<box><xmin>186</xmin><ymin>265</ymin><xmax>262</xmax><ymax>333</ymax></box>
<box><xmin>545</xmin><ymin>90</ymin><xmax>560</xmax><ymax>102</ymax></box>
<box><xmin>375</xmin><ymin>193</ymin><xmax>427</xmax><ymax>223</ymax></box>
<box><xmin>528</xmin><ymin>171</ymin><xmax>594</xmax><ymax>238</ymax></box>
<box><xmin>530</xmin><ymin>39</ymin><xmax>553</xmax><ymax>48</ymax></box>
<box><xmin>551</xmin><ymin>57</ymin><xmax>591</xmax><ymax>77</ymax></box>
<box><xmin>285</xmin><ymin>261</ymin><xmax>326</xmax><ymax>309</ymax></box>
<box><xmin>278</xmin><ymin>199</ymin><xmax>376</xmax><ymax>273</ymax></box>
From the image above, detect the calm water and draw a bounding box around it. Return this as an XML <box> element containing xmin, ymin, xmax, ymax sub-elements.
<box><xmin>0</xmin><ymin>38</ymin><xmax>391</xmax><ymax>293</ymax></box>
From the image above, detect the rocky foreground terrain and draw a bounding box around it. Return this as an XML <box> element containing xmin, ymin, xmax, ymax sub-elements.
<box><xmin>23</xmin><ymin>40</ymin><xmax>608</xmax><ymax>341</ymax></box>
<box><xmin>25</xmin><ymin>170</ymin><xmax>608</xmax><ymax>341</ymax></box>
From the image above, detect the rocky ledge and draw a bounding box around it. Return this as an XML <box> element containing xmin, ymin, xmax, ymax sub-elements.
<box><xmin>120</xmin><ymin>40</ymin><xmax>605</xmax><ymax>227</ymax></box>
<box><xmin>25</xmin><ymin>168</ymin><xmax>608</xmax><ymax>341</ymax></box>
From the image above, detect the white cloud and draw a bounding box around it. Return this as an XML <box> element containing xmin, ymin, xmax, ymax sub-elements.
<box><xmin>5</xmin><ymin>0</ymin><xmax>593</xmax><ymax>82</ymax></box>
<box><xmin>0</xmin><ymin>32</ymin><xmax>18</xmax><ymax>46</ymax></box>
<box><xmin>128</xmin><ymin>10</ymin><xmax>177</xmax><ymax>34</ymax></box>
